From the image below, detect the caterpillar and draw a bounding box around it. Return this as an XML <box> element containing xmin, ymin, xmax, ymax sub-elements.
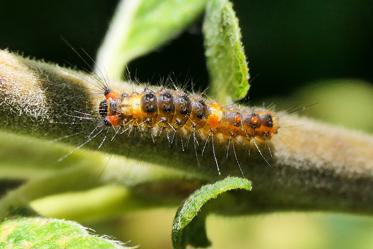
<box><xmin>91</xmin><ymin>84</ymin><xmax>279</xmax><ymax>175</ymax></box>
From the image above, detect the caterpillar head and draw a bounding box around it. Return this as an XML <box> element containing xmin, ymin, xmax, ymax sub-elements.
<box><xmin>98</xmin><ymin>90</ymin><xmax>121</xmax><ymax>127</ymax></box>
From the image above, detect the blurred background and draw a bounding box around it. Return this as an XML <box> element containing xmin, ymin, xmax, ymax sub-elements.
<box><xmin>1</xmin><ymin>0</ymin><xmax>373</xmax><ymax>248</ymax></box>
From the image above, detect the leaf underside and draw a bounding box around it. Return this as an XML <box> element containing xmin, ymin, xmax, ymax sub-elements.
<box><xmin>95</xmin><ymin>0</ymin><xmax>208</xmax><ymax>80</ymax></box>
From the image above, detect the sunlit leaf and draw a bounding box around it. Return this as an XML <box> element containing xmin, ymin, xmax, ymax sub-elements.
<box><xmin>203</xmin><ymin>0</ymin><xmax>250</xmax><ymax>104</ymax></box>
<box><xmin>0</xmin><ymin>217</ymin><xmax>133</xmax><ymax>248</ymax></box>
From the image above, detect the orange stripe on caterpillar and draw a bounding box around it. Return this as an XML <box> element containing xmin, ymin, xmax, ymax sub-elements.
<box><xmin>98</xmin><ymin>88</ymin><xmax>279</xmax><ymax>144</ymax></box>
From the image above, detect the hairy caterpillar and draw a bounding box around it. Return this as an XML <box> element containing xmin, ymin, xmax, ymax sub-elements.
<box><xmin>85</xmin><ymin>83</ymin><xmax>280</xmax><ymax>175</ymax></box>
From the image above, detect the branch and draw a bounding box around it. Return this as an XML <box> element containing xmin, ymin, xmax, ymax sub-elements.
<box><xmin>1</xmin><ymin>49</ymin><xmax>373</xmax><ymax>215</ymax></box>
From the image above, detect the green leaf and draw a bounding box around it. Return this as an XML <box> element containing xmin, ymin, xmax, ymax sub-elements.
<box><xmin>95</xmin><ymin>0</ymin><xmax>208</xmax><ymax>80</ymax></box>
<box><xmin>172</xmin><ymin>176</ymin><xmax>251</xmax><ymax>249</ymax></box>
<box><xmin>203</xmin><ymin>0</ymin><xmax>250</xmax><ymax>104</ymax></box>
<box><xmin>0</xmin><ymin>217</ymin><xmax>133</xmax><ymax>249</ymax></box>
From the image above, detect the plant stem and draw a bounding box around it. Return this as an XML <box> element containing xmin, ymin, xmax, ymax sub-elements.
<box><xmin>1</xmin><ymin>50</ymin><xmax>372</xmax><ymax>215</ymax></box>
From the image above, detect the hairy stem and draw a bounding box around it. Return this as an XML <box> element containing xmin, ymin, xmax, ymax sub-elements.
<box><xmin>0</xmin><ymin>50</ymin><xmax>372</xmax><ymax>215</ymax></box>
